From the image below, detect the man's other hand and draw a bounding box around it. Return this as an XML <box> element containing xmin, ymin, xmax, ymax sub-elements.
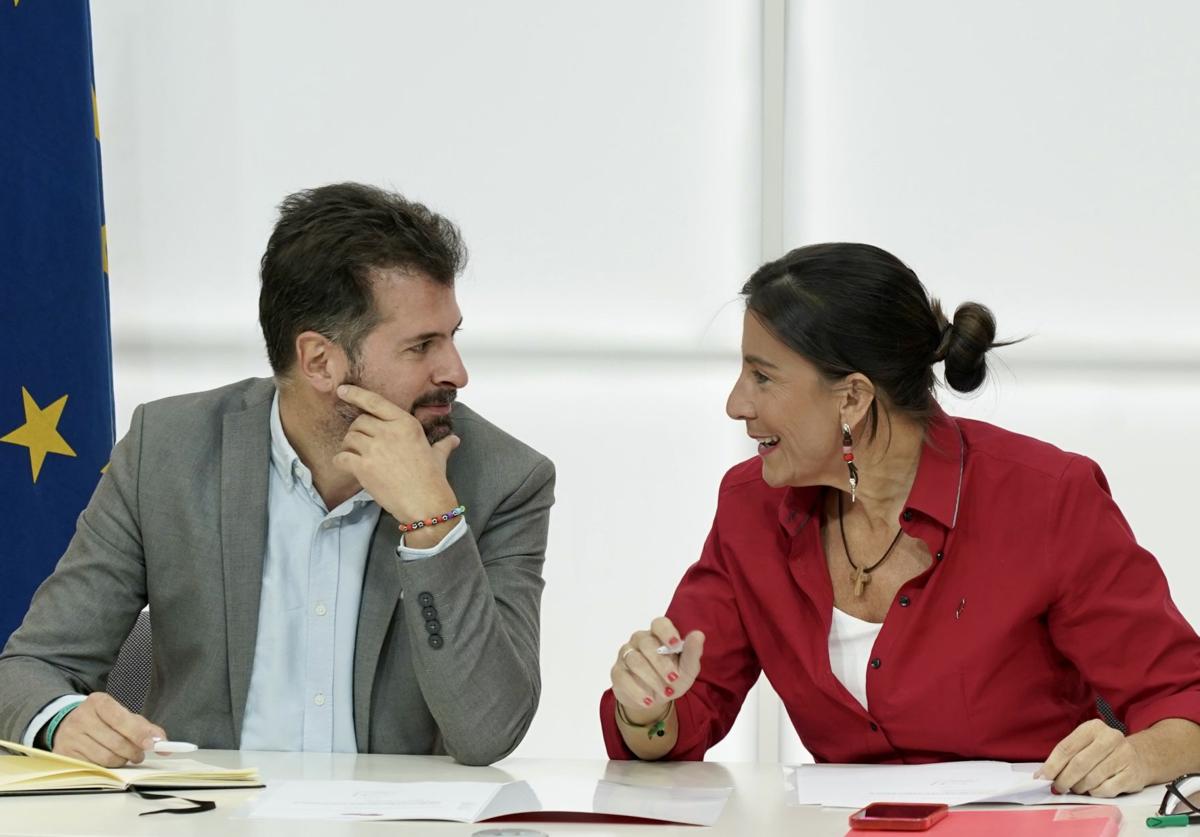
<box><xmin>52</xmin><ymin>693</ymin><xmax>167</xmax><ymax>767</ymax></box>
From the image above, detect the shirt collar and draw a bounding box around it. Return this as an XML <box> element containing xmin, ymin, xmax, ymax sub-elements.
<box><xmin>269</xmin><ymin>391</ymin><xmax>308</xmax><ymax>492</ymax></box>
<box><xmin>269</xmin><ymin>392</ymin><xmax>374</xmax><ymax>512</ymax></box>
<box><xmin>903</xmin><ymin>404</ymin><xmax>966</xmax><ymax>529</ymax></box>
<box><xmin>776</xmin><ymin>404</ymin><xmax>966</xmax><ymax>534</ymax></box>
<box><xmin>779</xmin><ymin>486</ymin><xmax>822</xmax><ymax>537</ymax></box>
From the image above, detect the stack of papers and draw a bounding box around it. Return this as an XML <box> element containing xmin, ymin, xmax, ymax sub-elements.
<box><xmin>786</xmin><ymin>761</ymin><xmax>1164</xmax><ymax>808</ymax></box>
<box><xmin>244</xmin><ymin>777</ymin><xmax>732</xmax><ymax>825</ymax></box>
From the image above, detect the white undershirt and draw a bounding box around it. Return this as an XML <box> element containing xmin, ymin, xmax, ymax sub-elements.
<box><xmin>828</xmin><ymin>608</ymin><xmax>884</xmax><ymax>711</ymax></box>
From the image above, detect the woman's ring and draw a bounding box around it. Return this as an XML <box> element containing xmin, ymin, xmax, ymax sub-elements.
<box><xmin>621</xmin><ymin>647</ymin><xmax>637</xmax><ymax>667</ymax></box>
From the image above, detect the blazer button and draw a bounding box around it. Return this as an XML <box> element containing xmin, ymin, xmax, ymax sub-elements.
<box><xmin>422</xmin><ymin>606</ymin><xmax>438</xmax><ymax>620</ymax></box>
<box><xmin>902</xmin><ymin>510</ymin><xmax>913</xmax><ymax>521</ymax></box>
<box><xmin>418</xmin><ymin>592</ymin><xmax>434</xmax><ymax>607</ymax></box>
<box><xmin>935</xmin><ymin>551</ymin><xmax>944</xmax><ymax>561</ymax></box>
<box><xmin>425</xmin><ymin>620</ymin><xmax>441</xmax><ymax>634</ymax></box>
<box><xmin>870</xmin><ymin>658</ymin><xmax>882</xmax><ymax>670</ymax></box>
<box><xmin>428</xmin><ymin>634</ymin><xmax>444</xmax><ymax>649</ymax></box>
<box><xmin>898</xmin><ymin>595</ymin><xmax>910</xmax><ymax>607</ymax></box>
<box><xmin>869</xmin><ymin>722</ymin><xmax>879</xmax><ymax>732</ymax></box>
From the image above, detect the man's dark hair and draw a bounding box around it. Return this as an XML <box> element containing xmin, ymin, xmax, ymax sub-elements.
<box><xmin>259</xmin><ymin>182</ymin><xmax>467</xmax><ymax>375</ymax></box>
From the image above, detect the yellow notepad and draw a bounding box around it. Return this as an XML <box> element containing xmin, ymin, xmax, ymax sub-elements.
<box><xmin>0</xmin><ymin>739</ymin><xmax>260</xmax><ymax>794</ymax></box>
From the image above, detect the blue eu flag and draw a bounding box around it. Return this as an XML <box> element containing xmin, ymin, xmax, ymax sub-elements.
<box><xmin>0</xmin><ymin>0</ymin><xmax>115</xmax><ymax>644</ymax></box>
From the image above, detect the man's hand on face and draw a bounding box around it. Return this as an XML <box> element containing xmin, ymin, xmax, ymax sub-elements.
<box><xmin>333</xmin><ymin>384</ymin><xmax>462</xmax><ymax>548</ymax></box>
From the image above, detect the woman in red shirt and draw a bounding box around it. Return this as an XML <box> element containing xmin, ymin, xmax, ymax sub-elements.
<box><xmin>601</xmin><ymin>243</ymin><xmax>1200</xmax><ymax>796</ymax></box>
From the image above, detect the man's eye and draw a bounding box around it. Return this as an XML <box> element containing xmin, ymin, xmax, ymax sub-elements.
<box><xmin>410</xmin><ymin>340</ymin><xmax>432</xmax><ymax>354</ymax></box>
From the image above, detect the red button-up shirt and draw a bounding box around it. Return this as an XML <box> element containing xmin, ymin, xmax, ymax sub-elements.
<box><xmin>601</xmin><ymin>411</ymin><xmax>1200</xmax><ymax>762</ymax></box>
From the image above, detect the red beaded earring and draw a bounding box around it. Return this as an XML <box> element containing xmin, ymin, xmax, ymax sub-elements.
<box><xmin>842</xmin><ymin>422</ymin><xmax>858</xmax><ymax>503</ymax></box>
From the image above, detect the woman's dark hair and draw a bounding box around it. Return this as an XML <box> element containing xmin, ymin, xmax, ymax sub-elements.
<box><xmin>742</xmin><ymin>242</ymin><xmax>1007</xmax><ymax>439</ymax></box>
<box><xmin>259</xmin><ymin>182</ymin><xmax>467</xmax><ymax>375</ymax></box>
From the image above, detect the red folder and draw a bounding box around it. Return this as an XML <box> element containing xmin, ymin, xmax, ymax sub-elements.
<box><xmin>846</xmin><ymin>805</ymin><xmax>1121</xmax><ymax>837</ymax></box>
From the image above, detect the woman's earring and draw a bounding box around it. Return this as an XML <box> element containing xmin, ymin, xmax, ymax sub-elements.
<box><xmin>842</xmin><ymin>423</ymin><xmax>858</xmax><ymax>503</ymax></box>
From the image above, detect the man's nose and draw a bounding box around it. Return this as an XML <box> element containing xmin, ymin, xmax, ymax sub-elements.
<box><xmin>436</xmin><ymin>342</ymin><xmax>469</xmax><ymax>390</ymax></box>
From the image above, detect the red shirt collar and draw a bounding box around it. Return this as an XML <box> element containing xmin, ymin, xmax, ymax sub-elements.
<box><xmin>904</xmin><ymin>406</ymin><xmax>965</xmax><ymax>529</ymax></box>
<box><xmin>777</xmin><ymin>406</ymin><xmax>965</xmax><ymax>534</ymax></box>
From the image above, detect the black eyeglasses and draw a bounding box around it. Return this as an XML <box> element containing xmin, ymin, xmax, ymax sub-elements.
<box><xmin>1148</xmin><ymin>774</ymin><xmax>1200</xmax><ymax>828</ymax></box>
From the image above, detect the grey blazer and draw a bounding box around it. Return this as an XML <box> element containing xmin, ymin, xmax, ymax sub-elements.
<box><xmin>0</xmin><ymin>377</ymin><xmax>554</xmax><ymax>765</ymax></box>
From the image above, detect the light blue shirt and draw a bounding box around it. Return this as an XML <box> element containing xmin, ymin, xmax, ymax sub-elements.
<box><xmin>237</xmin><ymin>392</ymin><xmax>467</xmax><ymax>752</ymax></box>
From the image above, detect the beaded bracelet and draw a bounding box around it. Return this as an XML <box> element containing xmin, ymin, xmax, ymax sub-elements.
<box><xmin>615</xmin><ymin>700</ymin><xmax>675</xmax><ymax>740</ymax></box>
<box><xmin>397</xmin><ymin>504</ymin><xmax>466</xmax><ymax>533</ymax></box>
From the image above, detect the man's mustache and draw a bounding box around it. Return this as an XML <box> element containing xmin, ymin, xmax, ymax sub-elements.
<box><xmin>412</xmin><ymin>389</ymin><xmax>457</xmax><ymax>410</ymax></box>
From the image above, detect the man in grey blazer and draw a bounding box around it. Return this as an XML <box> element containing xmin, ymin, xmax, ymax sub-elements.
<box><xmin>0</xmin><ymin>183</ymin><xmax>554</xmax><ymax>767</ymax></box>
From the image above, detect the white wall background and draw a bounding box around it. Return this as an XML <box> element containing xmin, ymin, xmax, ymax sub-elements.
<box><xmin>90</xmin><ymin>0</ymin><xmax>1200</xmax><ymax>764</ymax></box>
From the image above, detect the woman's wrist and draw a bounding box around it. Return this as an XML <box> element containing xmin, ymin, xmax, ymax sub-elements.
<box><xmin>616</xmin><ymin>699</ymin><xmax>672</xmax><ymax>727</ymax></box>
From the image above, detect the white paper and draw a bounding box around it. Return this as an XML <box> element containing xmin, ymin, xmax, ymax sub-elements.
<box><xmin>786</xmin><ymin>761</ymin><xmax>1164</xmax><ymax>809</ymax></box>
<box><xmin>590</xmin><ymin>779</ymin><xmax>732</xmax><ymax>825</ymax></box>
<box><xmin>245</xmin><ymin>781</ymin><xmax>517</xmax><ymax>822</ymax></box>
<box><xmin>244</xmin><ymin>778</ymin><xmax>732</xmax><ymax>826</ymax></box>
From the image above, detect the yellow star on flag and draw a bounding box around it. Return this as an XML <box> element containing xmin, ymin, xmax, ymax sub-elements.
<box><xmin>1</xmin><ymin>387</ymin><xmax>77</xmax><ymax>483</ymax></box>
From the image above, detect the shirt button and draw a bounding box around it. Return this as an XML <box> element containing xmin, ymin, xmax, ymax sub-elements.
<box><xmin>898</xmin><ymin>596</ymin><xmax>910</xmax><ymax>607</ymax></box>
<box><xmin>314</xmin><ymin>693</ymin><xmax>326</xmax><ymax>706</ymax></box>
<box><xmin>322</xmin><ymin>520</ymin><xmax>335</xmax><ymax>529</ymax></box>
<box><xmin>422</xmin><ymin>606</ymin><xmax>438</xmax><ymax>620</ymax></box>
<box><xmin>425</xmin><ymin>620</ymin><xmax>441</xmax><ymax>634</ymax></box>
<box><xmin>936</xmin><ymin>551</ymin><xmax>944</xmax><ymax>561</ymax></box>
<box><xmin>902</xmin><ymin>510</ymin><xmax>913</xmax><ymax>521</ymax></box>
<box><xmin>869</xmin><ymin>722</ymin><xmax>879</xmax><ymax>732</ymax></box>
<box><xmin>314</xmin><ymin>604</ymin><xmax>327</xmax><ymax>616</ymax></box>
<box><xmin>428</xmin><ymin>634</ymin><xmax>444</xmax><ymax>649</ymax></box>
<box><xmin>418</xmin><ymin>592</ymin><xmax>435</xmax><ymax>607</ymax></box>
<box><xmin>870</xmin><ymin>658</ymin><xmax>882</xmax><ymax>670</ymax></box>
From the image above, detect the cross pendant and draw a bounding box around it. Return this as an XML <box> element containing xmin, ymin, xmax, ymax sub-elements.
<box><xmin>852</xmin><ymin>566</ymin><xmax>871</xmax><ymax>597</ymax></box>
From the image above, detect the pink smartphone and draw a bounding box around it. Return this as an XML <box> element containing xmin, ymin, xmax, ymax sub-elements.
<box><xmin>848</xmin><ymin>802</ymin><xmax>949</xmax><ymax>831</ymax></box>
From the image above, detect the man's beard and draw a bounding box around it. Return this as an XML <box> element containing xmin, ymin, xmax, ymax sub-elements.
<box><xmin>411</xmin><ymin>387</ymin><xmax>457</xmax><ymax>443</ymax></box>
<box><xmin>332</xmin><ymin>368</ymin><xmax>457</xmax><ymax>445</ymax></box>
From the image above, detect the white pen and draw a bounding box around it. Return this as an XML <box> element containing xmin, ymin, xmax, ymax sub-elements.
<box><xmin>144</xmin><ymin>739</ymin><xmax>198</xmax><ymax>754</ymax></box>
<box><xmin>656</xmin><ymin>639</ymin><xmax>685</xmax><ymax>655</ymax></box>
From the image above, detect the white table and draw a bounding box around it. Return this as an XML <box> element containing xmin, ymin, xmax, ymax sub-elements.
<box><xmin>0</xmin><ymin>751</ymin><xmax>1169</xmax><ymax>836</ymax></box>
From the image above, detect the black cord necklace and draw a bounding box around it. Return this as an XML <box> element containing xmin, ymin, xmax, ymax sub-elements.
<box><xmin>838</xmin><ymin>491</ymin><xmax>904</xmax><ymax>598</ymax></box>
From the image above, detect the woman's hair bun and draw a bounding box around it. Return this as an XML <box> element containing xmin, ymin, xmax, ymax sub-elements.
<box><xmin>930</xmin><ymin>299</ymin><xmax>998</xmax><ymax>393</ymax></box>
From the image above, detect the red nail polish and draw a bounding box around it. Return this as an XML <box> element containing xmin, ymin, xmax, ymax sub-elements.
<box><xmin>643</xmin><ymin>697</ymin><xmax>653</xmax><ymax>706</ymax></box>
<box><xmin>667</xmin><ymin>672</ymin><xmax>678</xmax><ymax>682</ymax></box>
<box><xmin>668</xmin><ymin>636</ymin><xmax>681</xmax><ymax>645</ymax></box>
<box><xmin>664</xmin><ymin>687</ymin><xmax>675</xmax><ymax>697</ymax></box>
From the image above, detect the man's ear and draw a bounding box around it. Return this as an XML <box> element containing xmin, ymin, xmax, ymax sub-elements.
<box><xmin>838</xmin><ymin>373</ymin><xmax>876</xmax><ymax>435</ymax></box>
<box><xmin>293</xmin><ymin>331</ymin><xmax>349</xmax><ymax>394</ymax></box>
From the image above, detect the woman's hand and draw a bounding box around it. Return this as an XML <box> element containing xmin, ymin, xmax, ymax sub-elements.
<box><xmin>610</xmin><ymin>616</ymin><xmax>705</xmax><ymax>723</ymax></box>
<box><xmin>1035</xmin><ymin>719</ymin><xmax>1148</xmax><ymax>797</ymax></box>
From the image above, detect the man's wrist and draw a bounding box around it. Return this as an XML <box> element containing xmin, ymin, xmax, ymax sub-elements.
<box><xmin>40</xmin><ymin>701</ymin><xmax>83</xmax><ymax>751</ymax></box>
<box><xmin>24</xmin><ymin>695</ymin><xmax>87</xmax><ymax>749</ymax></box>
<box><xmin>388</xmin><ymin>486</ymin><xmax>460</xmax><ymax>529</ymax></box>
<box><xmin>402</xmin><ymin>515</ymin><xmax>464</xmax><ymax>550</ymax></box>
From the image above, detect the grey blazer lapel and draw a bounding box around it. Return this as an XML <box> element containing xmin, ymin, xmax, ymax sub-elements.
<box><xmin>220</xmin><ymin>384</ymin><xmax>273</xmax><ymax>744</ymax></box>
<box><xmin>354</xmin><ymin>514</ymin><xmax>403</xmax><ymax>748</ymax></box>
